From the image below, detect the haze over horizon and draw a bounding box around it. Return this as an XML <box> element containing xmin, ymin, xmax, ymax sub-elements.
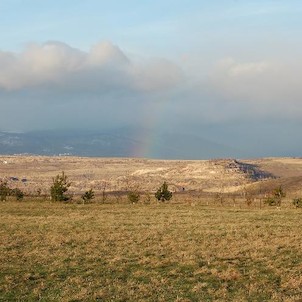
<box><xmin>1</xmin><ymin>0</ymin><xmax>302</xmax><ymax>158</ymax></box>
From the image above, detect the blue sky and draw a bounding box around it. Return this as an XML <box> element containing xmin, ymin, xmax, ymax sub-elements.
<box><xmin>0</xmin><ymin>0</ymin><xmax>302</xmax><ymax>157</ymax></box>
<box><xmin>2</xmin><ymin>0</ymin><xmax>302</xmax><ymax>55</ymax></box>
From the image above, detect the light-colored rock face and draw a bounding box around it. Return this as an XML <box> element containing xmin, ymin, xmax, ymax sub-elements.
<box><xmin>0</xmin><ymin>156</ymin><xmax>273</xmax><ymax>195</ymax></box>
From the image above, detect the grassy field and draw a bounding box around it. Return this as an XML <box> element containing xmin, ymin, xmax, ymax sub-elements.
<box><xmin>1</xmin><ymin>200</ymin><xmax>302</xmax><ymax>301</ymax></box>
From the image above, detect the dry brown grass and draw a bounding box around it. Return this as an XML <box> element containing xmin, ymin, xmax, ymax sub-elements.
<box><xmin>1</xmin><ymin>199</ymin><xmax>302</xmax><ymax>301</ymax></box>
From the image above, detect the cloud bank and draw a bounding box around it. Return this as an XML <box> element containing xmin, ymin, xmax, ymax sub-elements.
<box><xmin>211</xmin><ymin>57</ymin><xmax>302</xmax><ymax>104</ymax></box>
<box><xmin>0</xmin><ymin>40</ymin><xmax>302</xmax><ymax>142</ymax></box>
<box><xmin>0</xmin><ymin>41</ymin><xmax>183</xmax><ymax>93</ymax></box>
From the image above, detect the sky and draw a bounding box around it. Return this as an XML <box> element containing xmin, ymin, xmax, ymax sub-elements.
<box><xmin>1</xmin><ymin>0</ymin><xmax>302</xmax><ymax>157</ymax></box>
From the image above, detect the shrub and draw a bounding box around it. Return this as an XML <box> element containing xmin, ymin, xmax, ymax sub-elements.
<box><xmin>264</xmin><ymin>186</ymin><xmax>286</xmax><ymax>207</ymax></box>
<box><xmin>293</xmin><ymin>198</ymin><xmax>302</xmax><ymax>208</ymax></box>
<box><xmin>273</xmin><ymin>186</ymin><xmax>286</xmax><ymax>199</ymax></box>
<box><xmin>36</xmin><ymin>188</ymin><xmax>42</xmax><ymax>196</ymax></box>
<box><xmin>11</xmin><ymin>188</ymin><xmax>24</xmax><ymax>201</ymax></box>
<box><xmin>264</xmin><ymin>196</ymin><xmax>278</xmax><ymax>206</ymax></box>
<box><xmin>127</xmin><ymin>190</ymin><xmax>140</xmax><ymax>204</ymax></box>
<box><xmin>242</xmin><ymin>187</ymin><xmax>254</xmax><ymax>206</ymax></box>
<box><xmin>214</xmin><ymin>192</ymin><xmax>224</xmax><ymax>205</ymax></box>
<box><xmin>81</xmin><ymin>189</ymin><xmax>95</xmax><ymax>204</ymax></box>
<box><xmin>0</xmin><ymin>181</ymin><xmax>10</xmax><ymax>201</ymax></box>
<box><xmin>144</xmin><ymin>193</ymin><xmax>151</xmax><ymax>204</ymax></box>
<box><xmin>50</xmin><ymin>172</ymin><xmax>71</xmax><ymax>202</ymax></box>
<box><xmin>155</xmin><ymin>182</ymin><xmax>172</xmax><ymax>202</ymax></box>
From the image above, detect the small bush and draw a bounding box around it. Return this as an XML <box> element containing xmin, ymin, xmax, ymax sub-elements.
<box><xmin>264</xmin><ymin>196</ymin><xmax>278</xmax><ymax>206</ymax></box>
<box><xmin>242</xmin><ymin>188</ymin><xmax>254</xmax><ymax>206</ymax></box>
<box><xmin>36</xmin><ymin>188</ymin><xmax>42</xmax><ymax>196</ymax></box>
<box><xmin>293</xmin><ymin>198</ymin><xmax>302</xmax><ymax>208</ymax></box>
<box><xmin>273</xmin><ymin>186</ymin><xmax>286</xmax><ymax>199</ymax></box>
<box><xmin>214</xmin><ymin>192</ymin><xmax>224</xmax><ymax>205</ymax></box>
<box><xmin>50</xmin><ymin>172</ymin><xmax>71</xmax><ymax>202</ymax></box>
<box><xmin>11</xmin><ymin>188</ymin><xmax>24</xmax><ymax>201</ymax></box>
<box><xmin>128</xmin><ymin>191</ymin><xmax>140</xmax><ymax>204</ymax></box>
<box><xmin>0</xmin><ymin>181</ymin><xmax>10</xmax><ymax>201</ymax></box>
<box><xmin>81</xmin><ymin>189</ymin><xmax>95</xmax><ymax>204</ymax></box>
<box><xmin>264</xmin><ymin>186</ymin><xmax>286</xmax><ymax>207</ymax></box>
<box><xmin>144</xmin><ymin>193</ymin><xmax>151</xmax><ymax>204</ymax></box>
<box><xmin>155</xmin><ymin>182</ymin><xmax>172</xmax><ymax>202</ymax></box>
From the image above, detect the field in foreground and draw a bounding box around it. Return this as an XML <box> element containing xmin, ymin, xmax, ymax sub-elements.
<box><xmin>1</xmin><ymin>202</ymin><xmax>302</xmax><ymax>301</ymax></box>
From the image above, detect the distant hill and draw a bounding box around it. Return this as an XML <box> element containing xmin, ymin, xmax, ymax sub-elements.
<box><xmin>0</xmin><ymin>128</ymin><xmax>242</xmax><ymax>159</ymax></box>
<box><xmin>1</xmin><ymin>155</ymin><xmax>302</xmax><ymax>196</ymax></box>
<box><xmin>0</xmin><ymin>156</ymin><xmax>273</xmax><ymax>195</ymax></box>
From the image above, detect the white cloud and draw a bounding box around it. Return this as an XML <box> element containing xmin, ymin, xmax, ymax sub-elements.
<box><xmin>0</xmin><ymin>42</ymin><xmax>86</xmax><ymax>90</ymax></box>
<box><xmin>209</xmin><ymin>57</ymin><xmax>302</xmax><ymax>109</ymax></box>
<box><xmin>88</xmin><ymin>41</ymin><xmax>129</xmax><ymax>66</ymax></box>
<box><xmin>0</xmin><ymin>41</ymin><xmax>183</xmax><ymax>93</ymax></box>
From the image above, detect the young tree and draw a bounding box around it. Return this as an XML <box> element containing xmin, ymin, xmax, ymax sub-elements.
<box><xmin>0</xmin><ymin>181</ymin><xmax>10</xmax><ymax>201</ymax></box>
<box><xmin>11</xmin><ymin>188</ymin><xmax>24</xmax><ymax>201</ymax></box>
<box><xmin>50</xmin><ymin>172</ymin><xmax>71</xmax><ymax>202</ymax></box>
<box><xmin>273</xmin><ymin>186</ymin><xmax>286</xmax><ymax>206</ymax></box>
<box><xmin>155</xmin><ymin>182</ymin><xmax>172</xmax><ymax>202</ymax></box>
<box><xmin>101</xmin><ymin>181</ymin><xmax>108</xmax><ymax>203</ymax></box>
<box><xmin>127</xmin><ymin>190</ymin><xmax>140</xmax><ymax>204</ymax></box>
<box><xmin>81</xmin><ymin>189</ymin><xmax>95</xmax><ymax>204</ymax></box>
<box><xmin>293</xmin><ymin>198</ymin><xmax>302</xmax><ymax>209</ymax></box>
<box><xmin>264</xmin><ymin>185</ymin><xmax>286</xmax><ymax>206</ymax></box>
<box><xmin>243</xmin><ymin>187</ymin><xmax>254</xmax><ymax>206</ymax></box>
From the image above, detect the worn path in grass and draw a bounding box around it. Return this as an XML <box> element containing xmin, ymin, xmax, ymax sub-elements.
<box><xmin>1</xmin><ymin>202</ymin><xmax>302</xmax><ymax>301</ymax></box>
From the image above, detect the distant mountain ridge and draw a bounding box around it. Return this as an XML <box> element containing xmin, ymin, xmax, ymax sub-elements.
<box><xmin>0</xmin><ymin>128</ymin><xmax>242</xmax><ymax>159</ymax></box>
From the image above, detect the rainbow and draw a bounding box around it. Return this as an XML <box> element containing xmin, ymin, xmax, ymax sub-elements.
<box><xmin>131</xmin><ymin>99</ymin><xmax>169</xmax><ymax>158</ymax></box>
